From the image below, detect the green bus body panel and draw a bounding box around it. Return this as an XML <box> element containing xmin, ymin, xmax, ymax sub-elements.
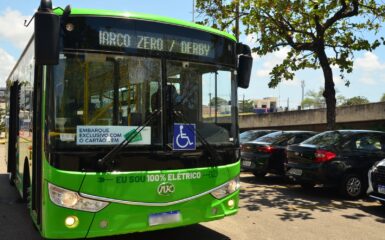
<box><xmin>53</xmin><ymin>8</ymin><xmax>236</xmax><ymax>41</ymax></box>
<box><xmin>43</xmin><ymin>160</ymin><xmax>85</xmax><ymax>191</ymax></box>
<box><xmin>42</xmin><ymin>160</ymin><xmax>239</xmax><ymax>239</ymax></box>
<box><xmin>80</xmin><ymin>162</ymin><xmax>239</xmax><ymax>202</ymax></box>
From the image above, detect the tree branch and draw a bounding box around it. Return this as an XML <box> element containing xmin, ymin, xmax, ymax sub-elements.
<box><xmin>261</xmin><ymin>9</ymin><xmax>315</xmax><ymax>51</ymax></box>
<box><xmin>281</xmin><ymin>16</ymin><xmax>316</xmax><ymax>39</ymax></box>
<box><xmin>323</xmin><ymin>0</ymin><xmax>359</xmax><ymax>30</ymax></box>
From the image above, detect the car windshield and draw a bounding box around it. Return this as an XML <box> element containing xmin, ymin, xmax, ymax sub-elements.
<box><xmin>302</xmin><ymin>131</ymin><xmax>350</xmax><ymax>147</ymax></box>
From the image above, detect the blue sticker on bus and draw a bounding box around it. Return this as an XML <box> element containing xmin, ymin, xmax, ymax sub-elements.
<box><xmin>173</xmin><ymin>123</ymin><xmax>196</xmax><ymax>151</ymax></box>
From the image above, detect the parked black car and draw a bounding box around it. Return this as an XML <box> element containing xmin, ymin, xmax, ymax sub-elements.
<box><xmin>368</xmin><ymin>158</ymin><xmax>385</xmax><ymax>205</ymax></box>
<box><xmin>241</xmin><ymin>131</ymin><xmax>316</xmax><ymax>177</ymax></box>
<box><xmin>240</xmin><ymin>130</ymin><xmax>277</xmax><ymax>144</ymax></box>
<box><xmin>286</xmin><ymin>130</ymin><xmax>385</xmax><ymax>198</ymax></box>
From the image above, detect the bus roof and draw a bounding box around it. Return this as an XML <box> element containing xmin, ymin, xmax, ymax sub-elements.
<box><xmin>54</xmin><ymin>8</ymin><xmax>237</xmax><ymax>42</ymax></box>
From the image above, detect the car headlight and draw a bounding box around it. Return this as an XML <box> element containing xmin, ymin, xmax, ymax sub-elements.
<box><xmin>48</xmin><ymin>183</ymin><xmax>109</xmax><ymax>212</ymax></box>
<box><xmin>210</xmin><ymin>176</ymin><xmax>240</xmax><ymax>199</ymax></box>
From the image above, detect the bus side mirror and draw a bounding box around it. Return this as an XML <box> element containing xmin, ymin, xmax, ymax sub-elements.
<box><xmin>34</xmin><ymin>11</ymin><xmax>60</xmax><ymax>65</ymax></box>
<box><xmin>237</xmin><ymin>43</ymin><xmax>253</xmax><ymax>89</ymax></box>
<box><xmin>237</xmin><ymin>55</ymin><xmax>252</xmax><ymax>89</ymax></box>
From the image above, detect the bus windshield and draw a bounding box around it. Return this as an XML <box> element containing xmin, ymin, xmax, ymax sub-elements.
<box><xmin>49</xmin><ymin>52</ymin><xmax>235</xmax><ymax>149</ymax></box>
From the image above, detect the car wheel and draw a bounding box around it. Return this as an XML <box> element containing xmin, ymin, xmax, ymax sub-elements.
<box><xmin>300</xmin><ymin>182</ymin><xmax>315</xmax><ymax>190</ymax></box>
<box><xmin>252</xmin><ymin>171</ymin><xmax>267</xmax><ymax>178</ymax></box>
<box><xmin>340</xmin><ymin>174</ymin><xmax>363</xmax><ymax>199</ymax></box>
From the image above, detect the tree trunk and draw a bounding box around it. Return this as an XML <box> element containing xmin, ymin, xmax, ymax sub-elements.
<box><xmin>317</xmin><ymin>47</ymin><xmax>336</xmax><ymax>130</ymax></box>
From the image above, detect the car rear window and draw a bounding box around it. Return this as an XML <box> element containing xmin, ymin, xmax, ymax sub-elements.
<box><xmin>255</xmin><ymin>131</ymin><xmax>292</xmax><ymax>145</ymax></box>
<box><xmin>302</xmin><ymin>131</ymin><xmax>350</xmax><ymax>147</ymax></box>
<box><xmin>240</xmin><ymin>131</ymin><xmax>257</xmax><ymax>142</ymax></box>
<box><xmin>240</xmin><ymin>131</ymin><xmax>271</xmax><ymax>142</ymax></box>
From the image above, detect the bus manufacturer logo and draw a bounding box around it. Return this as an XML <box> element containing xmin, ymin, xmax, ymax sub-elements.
<box><xmin>157</xmin><ymin>183</ymin><xmax>175</xmax><ymax>196</ymax></box>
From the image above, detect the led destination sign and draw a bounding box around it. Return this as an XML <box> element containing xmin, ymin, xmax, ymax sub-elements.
<box><xmin>99</xmin><ymin>29</ymin><xmax>214</xmax><ymax>58</ymax></box>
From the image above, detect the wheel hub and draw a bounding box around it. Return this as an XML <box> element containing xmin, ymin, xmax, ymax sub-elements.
<box><xmin>346</xmin><ymin>177</ymin><xmax>361</xmax><ymax>196</ymax></box>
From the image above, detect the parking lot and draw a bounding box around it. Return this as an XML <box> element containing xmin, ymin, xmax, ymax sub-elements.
<box><xmin>0</xmin><ymin>145</ymin><xmax>385</xmax><ymax>239</ymax></box>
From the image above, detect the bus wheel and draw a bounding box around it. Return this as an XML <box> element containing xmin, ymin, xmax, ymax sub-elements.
<box><xmin>8</xmin><ymin>172</ymin><xmax>15</xmax><ymax>186</ymax></box>
<box><xmin>22</xmin><ymin>160</ymin><xmax>30</xmax><ymax>203</ymax></box>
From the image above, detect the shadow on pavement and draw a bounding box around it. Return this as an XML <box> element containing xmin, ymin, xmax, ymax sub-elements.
<box><xmin>0</xmin><ymin>174</ymin><xmax>42</xmax><ymax>240</ymax></box>
<box><xmin>356</xmin><ymin>205</ymin><xmax>385</xmax><ymax>223</ymax></box>
<box><xmin>0</xmin><ymin>174</ymin><xmax>230</xmax><ymax>240</ymax></box>
<box><xmin>94</xmin><ymin>224</ymin><xmax>230</xmax><ymax>240</ymax></box>
<box><xmin>240</xmin><ymin>173</ymin><xmax>385</xmax><ymax>222</ymax></box>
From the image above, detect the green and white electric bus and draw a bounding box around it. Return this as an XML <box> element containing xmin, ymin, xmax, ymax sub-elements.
<box><xmin>5</xmin><ymin>1</ymin><xmax>252</xmax><ymax>238</ymax></box>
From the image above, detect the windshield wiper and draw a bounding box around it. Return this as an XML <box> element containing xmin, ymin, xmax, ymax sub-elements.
<box><xmin>97</xmin><ymin>109</ymin><xmax>160</xmax><ymax>171</ymax></box>
<box><xmin>173</xmin><ymin>110</ymin><xmax>221</xmax><ymax>164</ymax></box>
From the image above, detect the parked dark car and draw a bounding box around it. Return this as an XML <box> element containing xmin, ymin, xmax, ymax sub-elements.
<box><xmin>286</xmin><ymin>130</ymin><xmax>385</xmax><ymax>198</ymax></box>
<box><xmin>240</xmin><ymin>130</ymin><xmax>278</xmax><ymax>144</ymax></box>
<box><xmin>241</xmin><ymin>131</ymin><xmax>316</xmax><ymax>177</ymax></box>
<box><xmin>368</xmin><ymin>158</ymin><xmax>385</xmax><ymax>205</ymax></box>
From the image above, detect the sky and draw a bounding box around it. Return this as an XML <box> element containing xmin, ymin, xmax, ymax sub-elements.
<box><xmin>1</xmin><ymin>0</ymin><xmax>385</xmax><ymax>109</ymax></box>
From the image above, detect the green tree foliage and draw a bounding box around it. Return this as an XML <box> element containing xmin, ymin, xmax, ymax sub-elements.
<box><xmin>209</xmin><ymin>96</ymin><xmax>228</xmax><ymax>106</ymax></box>
<box><xmin>196</xmin><ymin>0</ymin><xmax>385</xmax><ymax>129</ymax></box>
<box><xmin>301</xmin><ymin>89</ymin><xmax>325</xmax><ymax>109</ymax></box>
<box><xmin>239</xmin><ymin>99</ymin><xmax>255</xmax><ymax>112</ymax></box>
<box><xmin>341</xmin><ymin>96</ymin><xmax>370</xmax><ymax>106</ymax></box>
<box><xmin>381</xmin><ymin>93</ymin><xmax>385</xmax><ymax>102</ymax></box>
<box><xmin>301</xmin><ymin>87</ymin><xmax>346</xmax><ymax>108</ymax></box>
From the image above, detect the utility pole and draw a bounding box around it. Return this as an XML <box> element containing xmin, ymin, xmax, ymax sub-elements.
<box><xmin>235</xmin><ymin>2</ymin><xmax>240</xmax><ymax>41</ymax></box>
<box><xmin>287</xmin><ymin>97</ymin><xmax>289</xmax><ymax>111</ymax></box>
<box><xmin>192</xmin><ymin>0</ymin><xmax>195</xmax><ymax>22</ymax></box>
<box><xmin>301</xmin><ymin>80</ymin><xmax>305</xmax><ymax>109</ymax></box>
<box><xmin>242</xmin><ymin>94</ymin><xmax>245</xmax><ymax>113</ymax></box>
<box><xmin>209</xmin><ymin>92</ymin><xmax>212</xmax><ymax>117</ymax></box>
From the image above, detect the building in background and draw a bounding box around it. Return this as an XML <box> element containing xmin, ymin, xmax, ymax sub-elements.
<box><xmin>252</xmin><ymin>97</ymin><xmax>277</xmax><ymax>113</ymax></box>
<box><xmin>0</xmin><ymin>87</ymin><xmax>5</xmax><ymax>111</ymax></box>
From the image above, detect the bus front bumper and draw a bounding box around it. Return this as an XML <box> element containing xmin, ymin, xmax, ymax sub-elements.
<box><xmin>42</xmin><ymin>190</ymin><xmax>239</xmax><ymax>239</ymax></box>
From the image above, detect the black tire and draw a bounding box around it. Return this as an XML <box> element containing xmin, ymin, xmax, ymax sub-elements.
<box><xmin>300</xmin><ymin>182</ymin><xmax>315</xmax><ymax>190</ymax></box>
<box><xmin>340</xmin><ymin>174</ymin><xmax>364</xmax><ymax>199</ymax></box>
<box><xmin>252</xmin><ymin>171</ymin><xmax>267</xmax><ymax>178</ymax></box>
<box><xmin>8</xmin><ymin>172</ymin><xmax>15</xmax><ymax>186</ymax></box>
<box><xmin>22</xmin><ymin>160</ymin><xmax>30</xmax><ymax>203</ymax></box>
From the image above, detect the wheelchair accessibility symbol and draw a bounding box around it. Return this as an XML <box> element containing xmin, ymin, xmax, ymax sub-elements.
<box><xmin>173</xmin><ymin>123</ymin><xmax>196</xmax><ymax>151</ymax></box>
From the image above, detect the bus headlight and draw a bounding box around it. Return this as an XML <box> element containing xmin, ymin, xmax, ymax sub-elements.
<box><xmin>48</xmin><ymin>183</ymin><xmax>109</xmax><ymax>212</ymax></box>
<box><xmin>210</xmin><ymin>176</ymin><xmax>240</xmax><ymax>199</ymax></box>
<box><xmin>61</xmin><ymin>191</ymin><xmax>78</xmax><ymax>207</ymax></box>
